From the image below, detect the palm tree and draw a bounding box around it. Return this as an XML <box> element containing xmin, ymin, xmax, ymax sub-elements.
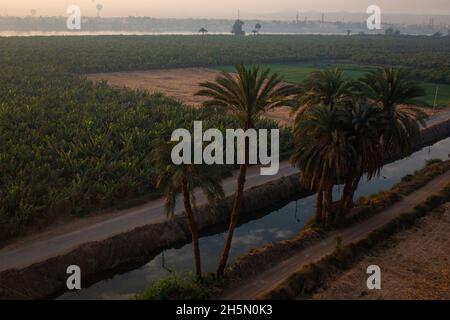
<box><xmin>291</xmin><ymin>68</ymin><xmax>353</xmax><ymax>222</ymax></box>
<box><xmin>338</xmin><ymin>99</ymin><xmax>384</xmax><ymax>216</ymax></box>
<box><xmin>152</xmin><ymin>141</ymin><xmax>225</xmax><ymax>281</ymax></box>
<box><xmin>199</xmin><ymin>28</ymin><xmax>208</xmax><ymax>40</ymax></box>
<box><xmin>293</xmin><ymin>68</ymin><xmax>353</xmax><ymax>116</ymax></box>
<box><xmin>196</xmin><ymin>64</ymin><xmax>296</xmax><ymax>277</ymax></box>
<box><xmin>290</xmin><ymin>104</ymin><xmax>355</xmax><ymax>226</ymax></box>
<box><xmin>355</xmin><ymin>68</ymin><xmax>428</xmax><ymax>158</ymax></box>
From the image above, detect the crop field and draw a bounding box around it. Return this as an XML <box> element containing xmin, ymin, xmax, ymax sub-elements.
<box><xmin>1</xmin><ymin>34</ymin><xmax>449</xmax><ymax>241</ymax></box>
<box><xmin>218</xmin><ymin>63</ymin><xmax>450</xmax><ymax>108</ymax></box>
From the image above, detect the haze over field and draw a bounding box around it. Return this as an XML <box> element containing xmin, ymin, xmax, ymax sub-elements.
<box><xmin>2</xmin><ymin>0</ymin><xmax>450</xmax><ymax>19</ymax></box>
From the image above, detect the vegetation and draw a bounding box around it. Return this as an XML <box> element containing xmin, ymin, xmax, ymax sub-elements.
<box><xmin>0</xmin><ymin>35</ymin><xmax>449</xmax><ymax>81</ymax></box>
<box><xmin>355</xmin><ymin>68</ymin><xmax>427</xmax><ymax>157</ymax></box>
<box><xmin>290</xmin><ymin>67</ymin><xmax>427</xmax><ymax>227</ymax></box>
<box><xmin>134</xmin><ymin>273</ymin><xmax>218</xmax><ymax>300</ymax></box>
<box><xmin>152</xmin><ymin>142</ymin><xmax>225</xmax><ymax>280</ymax></box>
<box><xmin>199</xmin><ymin>27</ymin><xmax>208</xmax><ymax>39</ymax></box>
<box><xmin>0</xmin><ymin>66</ymin><xmax>289</xmax><ymax>242</ymax></box>
<box><xmin>196</xmin><ymin>64</ymin><xmax>296</xmax><ymax>277</ymax></box>
<box><xmin>217</xmin><ymin>63</ymin><xmax>450</xmax><ymax>108</ymax></box>
<box><xmin>265</xmin><ymin>183</ymin><xmax>450</xmax><ymax>300</ymax></box>
<box><xmin>0</xmin><ymin>34</ymin><xmax>448</xmax><ymax>275</ymax></box>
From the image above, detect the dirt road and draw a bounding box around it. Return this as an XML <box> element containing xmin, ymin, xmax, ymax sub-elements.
<box><xmin>0</xmin><ymin>162</ymin><xmax>297</xmax><ymax>272</ymax></box>
<box><xmin>222</xmin><ymin>170</ymin><xmax>450</xmax><ymax>299</ymax></box>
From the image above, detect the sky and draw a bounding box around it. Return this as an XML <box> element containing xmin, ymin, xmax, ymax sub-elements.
<box><xmin>1</xmin><ymin>0</ymin><xmax>449</xmax><ymax>18</ymax></box>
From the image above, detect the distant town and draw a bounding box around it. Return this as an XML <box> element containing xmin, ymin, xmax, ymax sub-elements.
<box><xmin>1</xmin><ymin>14</ymin><xmax>449</xmax><ymax>36</ymax></box>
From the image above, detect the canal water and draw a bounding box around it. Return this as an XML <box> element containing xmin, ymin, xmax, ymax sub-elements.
<box><xmin>60</xmin><ymin>137</ymin><xmax>450</xmax><ymax>300</ymax></box>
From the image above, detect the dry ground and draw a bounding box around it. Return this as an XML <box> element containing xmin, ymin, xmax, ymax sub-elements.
<box><xmin>87</xmin><ymin>68</ymin><xmax>445</xmax><ymax>127</ymax></box>
<box><xmin>312</xmin><ymin>204</ymin><xmax>450</xmax><ymax>300</ymax></box>
<box><xmin>87</xmin><ymin>68</ymin><xmax>294</xmax><ymax>126</ymax></box>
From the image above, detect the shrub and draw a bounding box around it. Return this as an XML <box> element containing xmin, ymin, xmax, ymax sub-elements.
<box><xmin>426</xmin><ymin>159</ymin><xmax>443</xmax><ymax>166</ymax></box>
<box><xmin>135</xmin><ymin>273</ymin><xmax>213</xmax><ymax>300</ymax></box>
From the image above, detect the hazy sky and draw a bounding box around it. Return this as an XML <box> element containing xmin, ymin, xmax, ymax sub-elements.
<box><xmin>1</xmin><ymin>0</ymin><xmax>449</xmax><ymax>17</ymax></box>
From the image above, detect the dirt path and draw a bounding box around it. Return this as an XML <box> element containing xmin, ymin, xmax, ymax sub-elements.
<box><xmin>312</xmin><ymin>203</ymin><xmax>450</xmax><ymax>300</ymax></box>
<box><xmin>222</xmin><ymin>170</ymin><xmax>450</xmax><ymax>300</ymax></box>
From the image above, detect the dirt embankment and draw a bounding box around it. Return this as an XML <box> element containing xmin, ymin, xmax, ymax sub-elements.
<box><xmin>312</xmin><ymin>204</ymin><xmax>450</xmax><ymax>300</ymax></box>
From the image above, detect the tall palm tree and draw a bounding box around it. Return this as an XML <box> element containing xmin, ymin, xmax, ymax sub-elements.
<box><xmin>196</xmin><ymin>64</ymin><xmax>296</xmax><ymax>277</ymax></box>
<box><xmin>291</xmin><ymin>68</ymin><xmax>353</xmax><ymax>222</ymax></box>
<box><xmin>355</xmin><ymin>68</ymin><xmax>428</xmax><ymax>157</ymax></box>
<box><xmin>291</xmin><ymin>104</ymin><xmax>355</xmax><ymax>226</ymax></box>
<box><xmin>338</xmin><ymin>99</ymin><xmax>384</xmax><ymax>216</ymax></box>
<box><xmin>199</xmin><ymin>28</ymin><xmax>208</xmax><ymax>40</ymax></box>
<box><xmin>152</xmin><ymin>141</ymin><xmax>225</xmax><ymax>281</ymax></box>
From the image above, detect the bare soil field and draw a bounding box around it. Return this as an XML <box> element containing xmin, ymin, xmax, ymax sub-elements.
<box><xmin>87</xmin><ymin>68</ymin><xmax>294</xmax><ymax>126</ymax></box>
<box><xmin>312</xmin><ymin>204</ymin><xmax>450</xmax><ymax>300</ymax></box>
<box><xmin>87</xmin><ymin>68</ymin><xmax>445</xmax><ymax>127</ymax></box>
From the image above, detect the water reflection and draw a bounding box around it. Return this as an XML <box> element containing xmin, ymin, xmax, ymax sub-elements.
<box><xmin>60</xmin><ymin>137</ymin><xmax>450</xmax><ymax>300</ymax></box>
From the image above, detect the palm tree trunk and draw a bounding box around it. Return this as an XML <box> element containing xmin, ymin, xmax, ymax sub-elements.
<box><xmin>340</xmin><ymin>162</ymin><xmax>362</xmax><ymax>219</ymax></box>
<box><xmin>216</xmin><ymin>162</ymin><xmax>247</xmax><ymax>278</ymax></box>
<box><xmin>348</xmin><ymin>174</ymin><xmax>362</xmax><ymax>207</ymax></box>
<box><xmin>217</xmin><ymin>132</ymin><xmax>250</xmax><ymax>278</ymax></box>
<box><xmin>315</xmin><ymin>189</ymin><xmax>324</xmax><ymax>224</ymax></box>
<box><xmin>324</xmin><ymin>184</ymin><xmax>333</xmax><ymax>226</ymax></box>
<box><xmin>339</xmin><ymin>179</ymin><xmax>354</xmax><ymax>219</ymax></box>
<box><xmin>181</xmin><ymin>177</ymin><xmax>202</xmax><ymax>281</ymax></box>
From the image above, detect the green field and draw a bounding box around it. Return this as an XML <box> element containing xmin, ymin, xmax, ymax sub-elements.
<box><xmin>1</xmin><ymin>35</ymin><xmax>449</xmax><ymax>241</ymax></box>
<box><xmin>217</xmin><ymin>63</ymin><xmax>450</xmax><ymax>108</ymax></box>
